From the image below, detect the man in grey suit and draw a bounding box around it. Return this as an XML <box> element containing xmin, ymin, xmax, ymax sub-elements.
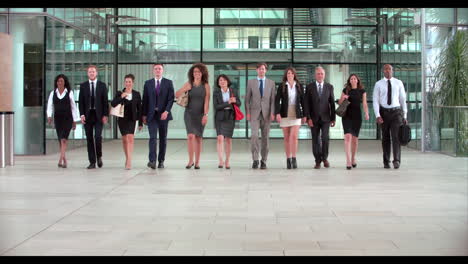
<box><xmin>245</xmin><ymin>62</ymin><xmax>276</xmax><ymax>169</ymax></box>
<box><xmin>304</xmin><ymin>66</ymin><xmax>336</xmax><ymax>169</ymax></box>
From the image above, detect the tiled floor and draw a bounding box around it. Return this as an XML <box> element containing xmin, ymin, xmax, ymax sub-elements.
<box><xmin>0</xmin><ymin>139</ymin><xmax>467</xmax><ymax>256</ymax></box>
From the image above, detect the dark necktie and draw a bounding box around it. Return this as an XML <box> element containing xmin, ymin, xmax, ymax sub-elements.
<box><xmin>156</xmin><ymin>79</ymin><xmax>160</xmax><ymax>96</ymax></box>
<box><xmin>91</xmin><ymin>81</ymin><xmax>95</xmax><ymax>109</ymax></box>
<box><xmin>259</xmin><ymin>79</ymin><xmax>264</xmax><ymax>98</ymax></box>
<box><xmin>387</xmin><ymin>80</ymin><xmax>392</xmax><ymax>105</ymax></box>
<box><xmin>318</xmin><ymin>83</ymin><xmax>323</xmax><ymax>97</ymax></box>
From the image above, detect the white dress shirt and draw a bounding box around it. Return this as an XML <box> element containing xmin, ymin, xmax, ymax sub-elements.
<box><xmin>47</xmin><ymin>88</ymin><xmax>80</xmax><ymax>121</ymax></box>
<box><xmin>287</xmin><ymin>82</ymin><xmax>297</xmax><ymax>105</ymax></box>
<box><xmin>89</xmin><ymin>79</ymin><xmax>97</xmax><ymax>96</ymax></box>
<box><xmin>154</xmin><ymin>77</ymin><xmax>162</xmax><ymax>93</ymax></box>
<box><xmin>372</xmin><ymin>77</ymin><xmax>408</xmax><ymax>118</ymax></box>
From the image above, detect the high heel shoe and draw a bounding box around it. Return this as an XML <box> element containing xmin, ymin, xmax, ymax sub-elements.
<box><xmin>346</xmin><ymin>166</ymin><xmax>352</xmax><ymax>170</ymax></box>
<box><xmin>286</xmin><ymin>158</ymin><xmax>292</xmax><ymax>169</ymax></box>
<box><xmin>352</xmin><ymin>163</ymin><xmax>357</xmax><ymax>168</ymax></box>
<box><xmin>292</xmin><ymin>157</ymin><xmax>297</xmax><ymax>169</ymax></box>
<box><xmin>186</xmin><ymin>163</ymin><xmax>194</xmax><ymax>169</ymax></box>
<box><xmin>194</xmin><ymin>164</ymin><xmax>200</xmax><ymax>169</ymax></box>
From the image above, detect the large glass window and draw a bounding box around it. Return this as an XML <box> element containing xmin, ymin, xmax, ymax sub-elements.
<box><xmin>425</xmin><ymin>8</ymin><xmax>455</xmax><ymax>24</ymax></box>
<box><xmin>204</xmin><ymin>8</ymin><xmax>290</xmax><ymax>25</ymax></box>
<box><xmin>293</xmin><ymin>26</ymin><xmax>377</xmax><ymax>63</ymax></box>
<box><xmin>203</xmin><ymin>26</ymin><xmax>291</xmax><ymax>62</ymax></box>
<box><xmin>118</xmin><ymin>27</ymin><xmax>201</xmax><ymax>63</ymax></box>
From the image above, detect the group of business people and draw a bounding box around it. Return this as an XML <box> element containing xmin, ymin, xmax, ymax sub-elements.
<box><xmin>46</xmin><ymin>63</ymin><xmax>407</xmax><ymax>171</ymax></box>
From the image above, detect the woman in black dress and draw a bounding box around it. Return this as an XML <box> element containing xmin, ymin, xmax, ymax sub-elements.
<box><xmin>47</xmin><ymin>74</ymin><xmax>80</xmax><ymax>168</ymax></box>
<box><xmin>338</xmin><ymin>74</ymin><xmax>369</xmax><ymax>170</ymax></box>
<box><xmin>111</xmin><ymin>74</ymin><xmax>143</xmax><ymax>170</ymax></box>
<box><xmin>175</xmin><ymin>63</ymin><xmax>211</xmax><ymax>169</ymax></box>
<box><xmin>213</xmin><ymin>74</ymin><xmax>241</xmax><ymax>169</ymax></box>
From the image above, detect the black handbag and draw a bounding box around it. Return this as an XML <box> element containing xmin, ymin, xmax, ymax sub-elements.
<box><xmin>399</xmin><ymin>123</ymin><xmax>412</xmax><ymax>146</ymax></box>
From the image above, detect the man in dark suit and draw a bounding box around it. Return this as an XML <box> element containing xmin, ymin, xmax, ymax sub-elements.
<box><xmin>304</xmin><ymin>66</ymin><xmax>336</xmax><ymax>169</ymax></box>
<box><xmin>79</xmin><ymin>65</ymin><xmax>109</xmax><ymax>169</ymax></box>
<box><xmin>142</xmin><ymin>64</ymin><xmax>175</xmax><ymax>169</ymax></box>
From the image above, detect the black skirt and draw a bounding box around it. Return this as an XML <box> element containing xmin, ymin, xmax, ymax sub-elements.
<box><xmin>54</xmin><ymin>113</ymin><xmax>73</xmax><ymax>140</ymax></box>
<box><xmin>118</xmin><ymin>118</ymin><xmax>136</xmax><ymax>135</ymax></box>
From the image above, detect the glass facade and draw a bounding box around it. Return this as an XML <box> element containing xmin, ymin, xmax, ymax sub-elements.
<box><xmin>2</xmin><ymin>8</ymin><xmax>464</xmax><ymax>155</ymax></box>
<box><xmin>422</xmin><ymin>8</ymin><xmax>468</xmax><ymax>155</ymax></box>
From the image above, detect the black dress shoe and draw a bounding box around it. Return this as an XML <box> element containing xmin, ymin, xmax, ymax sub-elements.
<box><xmin>186</xmin><ymin>163</ymin><xmax>194</xmax><ymax>169</ymax></box>
<box><xmin>252</xmin><ymin>160</ymin><xmax>259</xmax><ymax>169</ymax></box>
<box><xmin>147</xmin><ymin>161</ymin><xmax>156</xmax><ymax>169</ymax></box>
<box><xmin>87</xmin><ymin>163</ymin><xmax>96</xmax><ymax>169</ymax></box>
<box><xmin>97</xmin><ymin>158</ymin><xmax>103</xmax><ymax>168</ymax></box>
<box><xmin>292</xmin><ymin>157</ymin><xmax>297</xmax><ymax>169</ymax></box>
<box><xmin>260</xmin><ymin>161</ymin><xmax>267</xmax><ymax>169</ymax></box>
<box><xmin>286</xmin><ymin>158</ymin><xmax>292</xmax><ymax>169</ymax></box>
<box><xmin>158</xmin><ymin>162</ymin><xmax>164</xmax><ymax>169</ymax></box>
<box><xmin>384</xmin><ymin>163</ymin><xmax>391</xmax><ymax>169</ymax></box>
<box><xmin>393</xmin><ymin>161</ymin><xmax>400</xmax><ymax>169</ymax></box>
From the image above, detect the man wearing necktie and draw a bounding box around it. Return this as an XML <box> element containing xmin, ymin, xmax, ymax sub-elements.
<box><xmin>245</xmin><ymin>62</ymin><xmax>276</xmax><ymax>169</ymax></box>
<box><xmin>303</xmin><ymin>66</ymin><xmax>336</xmax><ymax>169</ymax></box>
<box><xmin>142</xmin><ymin>64</ymin><xmax>175</xmax><ymax>169</ymax></box>
<box><xmin>79</xmin><ymin>65</ymin><xmax>109</xmax><ymax>169</ymax></box>
<box><xmin>373</xmin><ymin>64</ymin><xmax>408</xmax><ymax>169</ymax></box>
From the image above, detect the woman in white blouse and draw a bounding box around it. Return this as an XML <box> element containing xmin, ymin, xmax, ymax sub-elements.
<box><xmin>274</xmin><ymin>67</ymin><xmax>306</xmax><ymax>169</ymax></box>
<box><xmin>47</xmin><ymin>74</ymin><xmax>80</xmax><ymax>168</ymax></box>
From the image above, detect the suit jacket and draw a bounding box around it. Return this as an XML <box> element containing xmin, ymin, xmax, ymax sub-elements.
<box><xmin>213</xmin><ymin>88</ymin><xmax>242</xmax><ymax>121</ymax></box>
<box><xmin>304</xmin><ymin>81</ymin><xmax>336</xmax><ymax>123</ymax></box>
<box><xmin>245</xmin><ymin>78</ymin><xmax>276</xmax><ymax>120</ymax></box>
<box><xmin>274</xmin><ymin>82</ymin><xmax>305</xmax><ymax>118</ymax></box>
<box><xmin>110</xmin><ymin>89</ymin><xmax>143</xmax><ymax>127</ymax></box>
<box><xmin>142</xmin><ymin>77</ymin><xmax>175</xmax><ymax>122</ymax></box>
<box><xmin>78</xmin><ymin>80</ymin><xmax>109</xmax><ymax>120</ymax></box>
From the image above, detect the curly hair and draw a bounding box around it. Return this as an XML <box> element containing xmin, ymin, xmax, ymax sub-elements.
<box><xmin>344</xmin><ymin>74</ymin><xmax>364</xmax><ymax>94</ymax></box>
<box><xmin>188</xmin><ymin>63</ymin><xmax>209</xmax><ymax>85</ymax></box>
<box><xmin>54</xmin><ymin>74</ymin><xmax>71</xmax><ymax>90</ymax></box>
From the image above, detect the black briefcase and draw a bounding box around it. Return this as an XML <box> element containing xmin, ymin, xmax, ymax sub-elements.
<box><xmin>399</xmin><ymin>123</ymin><xmax>411</xmax><ymax>146</ymax></box>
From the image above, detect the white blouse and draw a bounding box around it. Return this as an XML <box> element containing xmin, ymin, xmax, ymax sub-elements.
<box><xmin>46</xmin><ymin>88</ymin><xmax>80</xmax><ymax>121</ymax></box>
<box><xmin>287</xmin><ymin>82</ymin><xmax>297</xmax><ymax>105</ymax></box>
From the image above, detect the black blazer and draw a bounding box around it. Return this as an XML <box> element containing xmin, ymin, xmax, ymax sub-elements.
<box><xmin>274</xmin><ymin>82</ymin><xmax>304</xmax><ymax>118</ymax></box>
<box><xmin>213</xmin><ymin>88</ymin><xmax>242</xmax><ymax>121</ymax></box>
<box><xmin>142</xmin><ymin>78</ymin><xmax>175</xmax><ymax>122</ymax></box>
<box><xmin>304</xmin><ymin>81</ymin><xmax>336</xmax><ymax>123</ymax></box>
<box><xmin>111</xmin><ymin>89</ymin><xmax>143</xmax><ymax>127</ymax></box>
<box><xmin>78</xmin><ymin>80</ymin><xmax>109</xmax><ymax>120</ymax></box>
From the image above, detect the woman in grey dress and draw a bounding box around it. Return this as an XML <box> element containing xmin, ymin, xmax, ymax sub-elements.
<box><xmin>213</xmin><ymin>74</ymin><xmax>242</xmax><ymax>169</ymax></box>
<box><xmin>175</xmin><ymin>63</ymin><xmax>211</xmax><ymax>169</ymax></box>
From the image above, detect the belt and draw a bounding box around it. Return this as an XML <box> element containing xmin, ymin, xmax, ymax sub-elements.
<box><xmin>381</xmin><ymin>106</ymin><xmax>400</xmax><ymax>111</ymax></box>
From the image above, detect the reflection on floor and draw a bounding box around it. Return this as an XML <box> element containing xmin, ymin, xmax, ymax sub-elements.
<box><xmin>1</xmin><ymin>139</ymin><xmax>467</xmax><ymax>256</ymax></box>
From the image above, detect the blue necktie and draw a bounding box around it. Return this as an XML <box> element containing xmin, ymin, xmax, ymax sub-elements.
<box><xmin>259</xmin><ymin>79</ymin><xmax>264</xmax><ymax>98</ymax></box>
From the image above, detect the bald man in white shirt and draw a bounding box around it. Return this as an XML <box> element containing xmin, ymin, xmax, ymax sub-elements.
<box><xmin>373</xmin><ymin>64</ymin><xmax>408</xmax><ymax>169</ymax></box>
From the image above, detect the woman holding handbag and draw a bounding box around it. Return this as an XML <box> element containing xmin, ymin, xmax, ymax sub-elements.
<box><xmin>213</xmin><ymin>74</ymin><xmax>242</xmax><ymax>169</ymax></box>
<box><xmin>110</xmin><ymin>74</ymin><xmax>143</xmax><ymax>170</ymax></box>
<box><xmin>275</xmin><ymin>67</ymin><xmax>306</xmax><ymax>169</ymax></box>
<box><xmin>338</xmin><ymin>74</ymin><xmax>369</xmax><ymax>170</ymax></box>
<box><xmin>175</xmin><ymin>63</ymin><xmax>211</xmax><ymax>169</ymax></box>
